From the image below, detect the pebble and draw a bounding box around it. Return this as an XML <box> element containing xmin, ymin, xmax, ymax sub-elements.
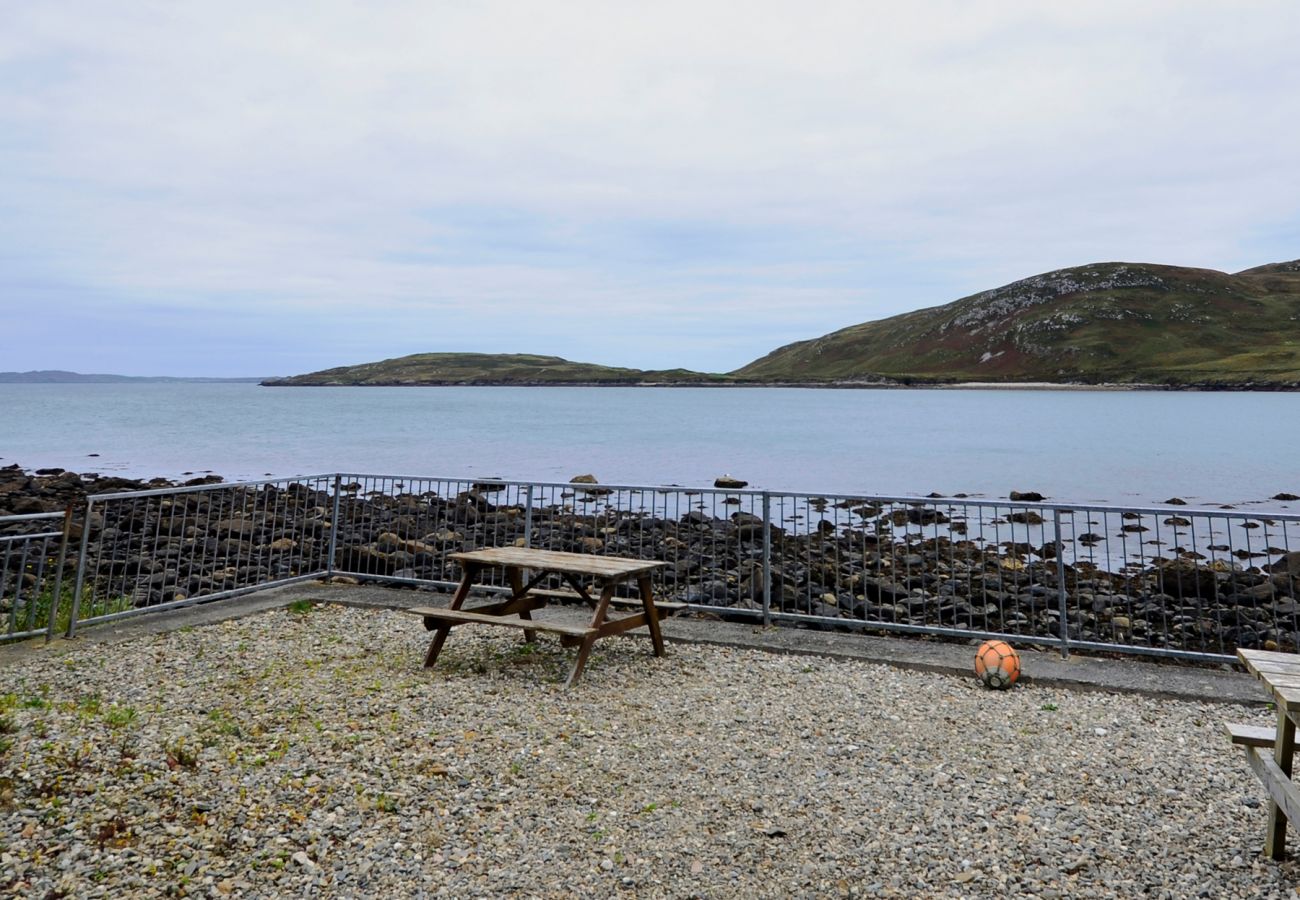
<box><xmin>0</xmin><ymin>604</ymin><xmax>1296</xmax><ymax>897</ymax></box>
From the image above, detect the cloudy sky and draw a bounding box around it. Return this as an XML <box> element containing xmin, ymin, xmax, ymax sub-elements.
<box><xmin>3</xmin><ymin>1</ymin><xmax>1298</xmax><ymax>376</ymax></box>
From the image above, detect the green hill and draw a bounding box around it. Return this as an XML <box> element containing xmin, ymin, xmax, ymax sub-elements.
<box><xmin>262</xmin><ymin>353</ymin><xmax>731</xmax><ymax>386</ymax></box>
<box><xmin>734</xmin><ymin>260</ymin><xmax>1300</xmax><ymax>386</ymax></box>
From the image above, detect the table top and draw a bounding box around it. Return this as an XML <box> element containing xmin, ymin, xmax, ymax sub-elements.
<box><xmin>1238</xmin><ymin>648</ymin><xmax>1300</xmax><ymax>712</ymax></box>
<box><xmin>448</xmin><ymin>547</ymin><xmax>667</xmax><ymax>579</ymax></box>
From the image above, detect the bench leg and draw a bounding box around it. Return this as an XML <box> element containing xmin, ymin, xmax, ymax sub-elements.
<box><xmin>1267</xmin><ymin>706</ymin><xmax>1297</xmax><ymax>859</ymax></box>
<box><xmin>567</xmin><ymin>634</ymin><xmax>597</xmax><ymax>687</ymax></box>
<box><xmin>424</xmin><ymin>624</ymin><xmax>452</xmax><ymax>668</ymax></box>
<box><xmin>638</xmin><ymin>575</ymin><xmax>666</xmax><ymax>658</ymax></box>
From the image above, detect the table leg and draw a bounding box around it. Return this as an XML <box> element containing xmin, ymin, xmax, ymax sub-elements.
<box><xmin>638</xmin><ymin>575</ymin><xmax>666</xmax><ymax>657</ymax></box>
<box><xmin>507</xmin><ymin>566</ymin><xmax>537</xmax><ymax>644</ymax></box>
<box><xmin>424</xmin><ymin>564</ymin><xmax>479</xmax><ymax>669</ymax></box>
<box><xmin>1267</xmin><ymin>706</ymin><xmax>1297</xmax><ymax>859</ymax></box>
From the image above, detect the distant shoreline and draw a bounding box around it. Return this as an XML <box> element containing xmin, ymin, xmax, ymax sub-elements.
<box><xmin>259</xmin><ymin>380</ymin><xmax>1299</xmax><ymax>391</ymax></box>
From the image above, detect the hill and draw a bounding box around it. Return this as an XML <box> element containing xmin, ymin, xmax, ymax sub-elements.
<box><xmin>262</xmin><ymin>353</ymin><xmax>731</xmax><ymax>386</ymax></box>
<box><xmin>735</xmin><ymin>261</ymin><xmax>1300</xmax><ymax>386</ymax></box>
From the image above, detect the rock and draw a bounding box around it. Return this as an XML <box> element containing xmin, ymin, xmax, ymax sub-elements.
<box><xmin>1009</xmin><ymin>491</ymin><xmax>1043</xmax><ymax>502</ymax></box>
<box><xmin>1008</xmin><ymin>511</ymin><xmax>1044</xmax><ymax>525</ymax></box>
<box><xmin>1267</xmin><ymin>552</ymin><xmax>1300</xmax><ymax>576</ymax></box>
<box><xmin>569</xmin><ymin>474</ymin><xmax>611</xmax><ymax>496</ymax></box>
<box><xmin>213</xmin><ymin>518</ymin><xmax>257</xmax><ymax>537</ymax></box>
<box><xmin>714</xmin><ymin>475</ymin><xmax>748</xmax><ymax>489</ymax></box>
<box><xmin>183</xmin><ymin>474</ymin><xmax>224</xmax><ymax>486</ymax></box>
<box><xmin>1152</xmin><ymin>559</ymin><xmax>1220</xmax><ymax>599</ymax></box>
<box><xmin>1164</xmin><ymin>497</ymin><xmax>1188</xmax><ymax>505</ymax></box>
<box><xmin>1273</xmin><ymin>493</ymin><xmax>1300</xmax><ymax>501</ymax></box>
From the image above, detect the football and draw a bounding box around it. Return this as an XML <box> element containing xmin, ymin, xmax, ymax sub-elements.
<box><xmin>974</xmin><ymin>640</ymin><xmax>1021</xmax><ymax>690</ymax></box>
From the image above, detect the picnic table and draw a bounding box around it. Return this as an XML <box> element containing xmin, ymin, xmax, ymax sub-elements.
<box><xmin>1229</xmin><ymin>647</ymin><xmax>1300</xmax><ymax>858</ymax></box>
<box><xmin>407</xmin><ymin>547</ymin><xmax>673</xmax><ymax>687</ymax></box>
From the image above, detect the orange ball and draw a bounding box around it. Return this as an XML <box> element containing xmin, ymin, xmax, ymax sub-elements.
<box><xmin>975</xmin><ymin>640</ymin><xmax>1021</xmax><ymax>690</ymax></box>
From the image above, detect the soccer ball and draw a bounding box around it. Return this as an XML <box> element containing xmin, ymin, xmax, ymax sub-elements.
<box><xmin>974</xmin><ymin>640</ymin><xmax>1021</xmax><ymax>690</ymax></box>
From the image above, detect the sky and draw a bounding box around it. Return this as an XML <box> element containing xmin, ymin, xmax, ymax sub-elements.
<box><xmin>3</xmin><ymin>1</ymin><xmax>1299</xmax><ymax>377</ymax></box>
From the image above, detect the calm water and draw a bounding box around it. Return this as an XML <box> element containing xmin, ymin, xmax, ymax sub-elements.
<box><xmin>1</xmin><ymin>383</ymin><xmax>1297</xmax><ymax>506</ymax></box>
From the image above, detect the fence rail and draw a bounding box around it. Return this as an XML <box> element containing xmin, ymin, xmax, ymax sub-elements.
<box><xmin>5</xmin><ymin>472</ymin><xmax>1300</xmax><ymax>664</ymax></box>
<box><xmin>0</xmin><ymin>511</ymin><xmax>71</xmax><ymax>642</ymax></box>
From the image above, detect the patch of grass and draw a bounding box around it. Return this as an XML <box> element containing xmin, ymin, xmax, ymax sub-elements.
<box><xmin>206</xmin><ymin>709</ymin><xmax>241</xmax><ymax>737</ymax></box>
<box><xmin>1040</xmin><ymin>702</ymin><xmax>1059</xmax><ymax>712</ymax></box>
<box><xmin>287</xmin><ymin>599</ymin><xmax>314</xmax><ymax>615</ymax></box>
<box><xmin>105</xmin><ymin>705</ymin><xmax>138</xmax><ymax>728</ymax></box>
<box><xmin>49</xmin><ymin>740</ymin><xmax>93</xmax><ymax>773</ymax></box>
<box><xmin>164</xmin><ymin>737</ymin><xmax>199</xmax><ymax>771</ymax></box>
<box><xmin>3</xmin><ymin>581</ymin><xmax>132</xmax><ymax>641</ymax></box>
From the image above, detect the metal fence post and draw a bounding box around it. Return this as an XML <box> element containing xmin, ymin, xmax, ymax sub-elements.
<box><xmin>1053</xmin><ymin>509</ymin><xmax>1070</xmax><ymax>659</ymax></box>
<box><xmin>524</xmin><ymin>485</ymin><xmax>535</xmax><ymax>548</ymax></box>
<box><xmin>762</xmin><ymin>492</ymin><xmax>772</xmax><ymax>627</ymax></box>
<box><xmin>45</xmin><ymin>505</ymin><xmax>74</xmax><ymax>642</ymax></box>
<box><xmin>67</xmin><ymin>498</ymin><xmax>94</xmax><ymax>638</ymax></box>
<box><xmin>327</xmin><ymin>474</ymin><xmax>342</xmax><ymax>578</ymax></box>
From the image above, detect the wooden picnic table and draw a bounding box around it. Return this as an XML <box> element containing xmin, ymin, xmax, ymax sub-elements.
<box><xmin>408</xmin><ymin>547</ymin><xmax>672</xmax><ymax>687</ymax></box>
<box><xmin>1230</xmin><ymin>648</ymin><xmax>1300</xmax><ymax>858</ymax></box>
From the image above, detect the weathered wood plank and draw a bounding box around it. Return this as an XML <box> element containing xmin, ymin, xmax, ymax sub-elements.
<box><xmin>527</xmin><ymin>587</ymin><xmax>686</xmax><ymax>611</ymax></box>
<box><xmin>449</xmin><ymin>547</ymin><xmax>666</xmax><ymax>579</ymax></box>
<box><xmin>1225</xmin><ymin>722</ymin><xmax>1278</xmax><ymax>748</ymax></box>
<box><xmin>1268</xmin><ymin>705</ymin><xmax>1298</xmax><ymax>858</ymax></box>
<box><xmin>1243</xmin><ymin>659</ymin><xmax>1300</xmax><ymax>679</ymax></box>
<box><xmin>594</xmin><ymin>612</ymin><xmax>651</xmax><ymax>638</ymax></box>
<box><xmin>1248</xmin><ymin>672</ymin><xmax>1300</xmax><ymax>690</ymax></box>
<box><xmin>1271</xmin><ymin>685</ymin><xmax>1300</xmax><ymax>713</ymax></box>
<box><xmin>408</xmin><ymin>607</ymin><xmax>594</xmax><ymax>637</ymax></box>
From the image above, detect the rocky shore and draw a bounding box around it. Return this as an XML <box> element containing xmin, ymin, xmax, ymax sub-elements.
<box><xmin>2</xmin><ymin>465</ymin><xmax>1299</xmax><ymax>658</ymax></box>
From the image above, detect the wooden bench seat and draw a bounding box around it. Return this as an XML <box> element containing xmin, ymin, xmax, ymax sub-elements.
<box><xmin>526</xmin><ymin>587</ymin><xmax>687</xmax><ymax>611</ymax></box>
<box><xmin>1227</xmin><ymin>724</ymin><xmax>1300</xmax><ymax>842</ymax></box>
<box><xmin>407</xmin><ymin>606</ymin><xmax>594</xmax><ymax>637</ymax></box>
<box><xmin>1225</xmin><ymin>722</ymin><xmax>1279</xmax><ymax>748</ymax></box>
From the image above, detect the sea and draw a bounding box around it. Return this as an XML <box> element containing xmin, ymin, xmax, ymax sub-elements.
<box><xmin>1</xmin><ymin>382</ymin><xmax>1297</xmax><ymax>508</ymax></box>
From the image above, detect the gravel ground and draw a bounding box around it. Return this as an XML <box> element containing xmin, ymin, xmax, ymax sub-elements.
<box><xmin>0</xmin><ymin>604</ymin><xmax>1297</xmax><ymax>898</ymax></box>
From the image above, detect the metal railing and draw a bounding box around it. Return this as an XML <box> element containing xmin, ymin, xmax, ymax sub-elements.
<box><xmin>6</xmin><ymin>472</ymin><xmax>1299</xmax><ymax>664</ymax></box>
<box><xmin>66</xmin><ymin>475</ymin><xmax>335</xmax><ymax>635</ymax></box>
<box><xmin>0</xmin><ymin>511</ymin><xmax>71</xmax><ymax>642</ymax></box>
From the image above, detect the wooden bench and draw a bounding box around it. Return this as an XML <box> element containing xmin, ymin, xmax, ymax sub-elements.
<box><xmin>412</xmin><ymin>548</ymin><xmax>671</xmax><ymax>687</ymax></box>
<box><xmin>1226</xmin><ymin>720</ymin><xmax>1300</xmax><ymax>847</ymax></box>
<box><xmin>1235</xmin><ymin>648</ymin><xmax>1300</xmax><ymax>858</ymax></box>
